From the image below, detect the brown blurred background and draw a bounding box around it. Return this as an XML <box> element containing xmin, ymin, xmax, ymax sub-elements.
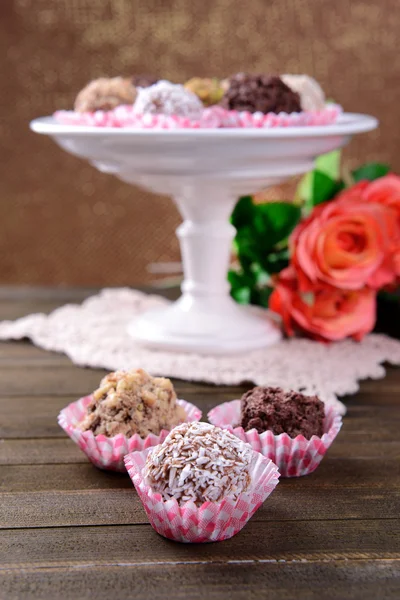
<box><xmin>0</xmin><ymin>0</ymin><xmax>397</xmax><ymax>286</ymax></box>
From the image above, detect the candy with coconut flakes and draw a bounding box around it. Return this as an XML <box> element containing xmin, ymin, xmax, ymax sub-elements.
<box><xmin>74</xmin><ymin>77</ymin><xmax>137</xmax><ymax>113</ymax></box>
<box><xmin>78</xmin><ymin>368</ymin><xmax>186</xmax><ymax>438</ymax></box>
<box><xmin>281</xmin><ymin>74</ymin><xmax>326</xmax><ymax>111</ymax></box>
<box><xmin>144</xmin><ymin>421</ymin><xmax>253</xmax><ymax>506</ymax></box>
<box><xmin>132</xmin><ymin>80</ymin><xmax>203</xmax><ymax>119</ymax></box>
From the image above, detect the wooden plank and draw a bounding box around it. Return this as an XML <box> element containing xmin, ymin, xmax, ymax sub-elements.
<box><xmin>0</xmin><ymin>395</ymin><xmax>82</xmax><ymax>438</ymax></box>
<box><xmin>2</xmin><ymin>436</ymin><xmax>399</xmax><ymax>466</ymax></box>
<box><xmin>0</xmin><ymin>391</ymin><xmax>238</xmax><ymax>439</ymax></box>
<box><xmin>0</xmin><ymin>287</ymin><xmax>399</xmax><ymax>600</ymax></box>
<box><xmin>2</xmin><ymin>485</ymin><xmax>399</xmax><ymax>530</ymax></box>
<box><xmin>0</xmin><ymin>365</ymin><xmax>248</xmax><ymax>397</ymax></box>
<box><xmin>1</xmin><ymin>461</ymin><xmax>399</xmax><ymax>528</ymax></box>
<box><xmin>1</xmin><ymin>521</ymin><xmax>400</xmax><ymax>567</ymax></box>
<box><xmin>0</xmin><ymin>286</ymin><xmax>96</xmax><ymax>302</ymax></box>
<box><xmin>0</xmin><ymin>301</ymin><xmax>79</xmax><ymax>321</ymax></box>
<box><xmin>0</xmin><ymin>439</ymin><xmax>87</xmax><ymax>465</ymax></box>
<box><xmin>3</xmin><ymin>459</ymin><xmax>400</xmax><ymax>495</ymax></box>
<box><xmin>1</xmin><ymin>463</ymin><xmax>132</xmax><ymax>493</ymax></box>
<box><xmin>0</xmin><ymin>341</ymin><xmax>72</xmax><ymax>363</ymax></box>
<box><xmin>0</xmin><ymin>366</ymin><xmax>108</xmax><ymax>397</ymax></box>
<box><xmin>0</xmin><ymin>360</ymin><xmax>398</xmax><ymax>407</ymax></box>
<box><xmin>1</xmin><ymin>561</ymin><xmax>399</xmax><ymax>600</ymax></box>
<box><xmin>3</xmin><ymin>389</ymin><xmax>400</xmax><ymax>441</ymax></box>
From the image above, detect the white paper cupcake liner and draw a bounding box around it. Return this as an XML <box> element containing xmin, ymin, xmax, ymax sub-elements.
<box><xmin>58</xmin><ymin>395</ymin><xmax>202</xmax><ymax>472</ymax></box>
<box><xmin>208</xmin><ymin>401</ymin><xmax>342</xmax><ymax>477</ymax></box>
<box><xmin>124</xmin><ymin>445</ymin><xmax>280</xmax><ymax>543</ymax></box>
<box><xmin>54</xmin><ymin>104</ymin><xmax>341</xmax><ymax>129</ymax></box>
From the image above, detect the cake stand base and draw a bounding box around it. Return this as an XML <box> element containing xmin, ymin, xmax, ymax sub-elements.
<box><xmin>129</xmin><ymin>295</ymin><xmax>281</xmax><ymax>355</ymax></box>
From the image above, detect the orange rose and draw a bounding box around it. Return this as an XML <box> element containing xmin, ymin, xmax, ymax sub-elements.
<box><xmin>362</xmin><ymin>174</ymin><xmax>400</xmax><ymax>280</ymax></box>
<box><xmin>363</xmin><ymin>174</ymin><xmax>400</xmax><ymax>216</ymax></box>
<box><xmin>291</xmin><ymin>184</ymin><xmax>395</xmax><ymax>290</ymax></box>
<box><xmin>269</xmin><ymin>267</ymin><xmax>376</xmax><ymax>342</ymax></box>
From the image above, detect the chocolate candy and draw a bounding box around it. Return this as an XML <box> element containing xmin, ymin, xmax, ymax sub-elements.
<box><xmin>144</xmin><ymin>422</ymin><xmax>252</xmax><ymax>506</ymax></box>
<box><xmin>220</xmin><ymin>73</ymin><xmax>301</xmax><ymax>114</ymax></box>
<box><xmin>240</xmin><ymin>386</ymin><xmax>325</xmax><ymax>439</ymax></box>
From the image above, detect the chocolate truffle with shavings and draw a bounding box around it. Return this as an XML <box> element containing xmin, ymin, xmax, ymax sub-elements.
<box><xmin>240</xmin><ymin>386</ymin><xmax>325</xmax><ymax>439</ymax></box>
<box><xmin>220</xmin><ymin>73</ymin><xmax>301</xmax><ymax>114</ymax></box>
<box><xmin>144</xmin><ymin>422</ymin><xmax>252</xmax><ymax>506</ymax></box>
<box><xmin>78</xmin><ymin>368</ymin><xmax>186</xmax><ymax>438</ymax></box>
<box><xmin>74</xmin><ymin>77</ymin><xmax>136</xmax><ymax>113</ymax></box>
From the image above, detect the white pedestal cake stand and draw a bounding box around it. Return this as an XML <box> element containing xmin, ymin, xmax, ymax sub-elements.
<box><xmin>31</xmin><ymin>114</ymin><xmax>377</xmax><ymax>355</ymax></box>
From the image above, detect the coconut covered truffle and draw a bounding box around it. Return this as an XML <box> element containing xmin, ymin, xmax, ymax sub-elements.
<box><xmin>281</xmin><ymin>74</ymin><xmax>326</xmax><ymax>111</ymax></box>
<box><xmin>240</xmin><ymin>387</ymin><xmax>325</xmax><ymax>439</ymax></box>
<box><xmin>220</xmin><ymin>73</ymin><xmax>301</xmax><ymax>114</ymax></box>
<box><xmin>144</xmin><ymin>422</ymin><xmax>253</xmax><ymax>506</ymax></box>
<box><xmin>74</xmin><ymin>77</ymin><xmax>137</xmax><ymax>113</ymax></box>
<box><xmin>132</xmin><ymin>80</ymin><xmax>203</xmax><ymax>118</ymax></box>
<box><xmin>78</xmin><ymin>369</ymin><xmax>186</xmax><ymax>438</ymax></box>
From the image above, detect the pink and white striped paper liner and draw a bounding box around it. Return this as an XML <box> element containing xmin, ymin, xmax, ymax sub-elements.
<box><xmin>208</xmin><ymin>401</ymin><xmax>342</xmax><ymax>478</ymax></box>
<box><xmin>54</xmin><ymin>104</ymin><xmax>341</xmax><ymax>129</ymax></box>
<box><xmin>124</xmin><ymin>445</ymin><xmax>280</xmax><ymax>543</ymax></box>
<box><xmin>58</xmin><ymin>395</ymin><xmax>202</xmax><ymax>472</ymax></box>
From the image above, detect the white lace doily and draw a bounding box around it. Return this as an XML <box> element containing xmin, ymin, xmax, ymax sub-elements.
<box><xmin>1</xmin><ymin>288</ymin><xmax>400</xmax><ymax>416</ymax></box>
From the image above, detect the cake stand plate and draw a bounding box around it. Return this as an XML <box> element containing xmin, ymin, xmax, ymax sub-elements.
<box><xmin>31</xmin><ymin>113</ymin><xmax>378</xmax><ymax>355</ymax></box>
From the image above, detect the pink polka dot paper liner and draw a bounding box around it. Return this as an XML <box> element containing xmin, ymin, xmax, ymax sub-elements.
<box><xmin>54</xmin><ymin>104</ymin><xmax>341</xmax><ymax>130</ymax></box>
<box><xmin>58</xmin><ymin>395</ymin><xmax>202</xmax><ymax>472</ymax></box>
<box><xmin>208</xmin><ymin>401</ymin><xmax>342</xmax><ymax>478</ymax></box>
<box><xmin>213</xmin><ymin>104</ymin><xmax>342</xmax><ymax>128</ymax></box>
<box><xmin>124</xmin><ymin>445</ymin><xmax>280</xmax><ymax>543</ymax></box>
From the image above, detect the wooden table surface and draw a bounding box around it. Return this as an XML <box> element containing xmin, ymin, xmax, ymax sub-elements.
<box><xmin>0</xmin><ymin>287</ymin><xmax>399</xmax><ymax>600</ymax></box>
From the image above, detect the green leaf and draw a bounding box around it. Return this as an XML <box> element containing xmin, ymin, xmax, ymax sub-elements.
<box><xmin>228</xmin><ymin>269</ymin><xmax>253</xmax><ymax>305</ymax></box>
<box><xmin>253</xmin><ymin>202</ymin><xmax>301</xmax><ymax>249</ymax></box>
<box><xmin>297</xmin><ymin>150</ymin><xmax>341</xmax><ymax>205</ymax></box>
<box><xmin>378</xmin><ymin>289</ymin><xmax>400</xmax><ymax>304</ymax></box>
<box><xmin>231</xmin><ymin>201</ymin><xmax>300</xmax><ymax>264</ymax></box>
<box><xmin>352</xmin><ymin>163</ymin><xmax>390</xmax><ymax>182</ymax></box>
<box><xmin>228</xmin><ymin>269</ymin><xmax>254</xmax><ymax>289</ymax></box>
<box><xmin>263</xmin><ymin>248</ymin><xmax>290</xmax><ymax>274</ymax></box>
<box><xmin>252</xmin><ymin>286</ymin><xmax>273</xmax><ymax>308</ymax></box>
<box><xmin>312</xmin><ymin>171</ymin><xmax>340</xmax><ymax>205</ymax></box>
<box><xmin>302</xmin><ymin>171</ymin><xmax>341</xmax><ymax>213</ymax></box>
<box><xmin>231</xmin><ymin>286</ymin><xmax>251</xmax><ymax>304</ymax></box>
<box><xmin>234</xmin><ymin>226</ymin><xmax>262</xmax><ymax>262</ymax></box>
<box><xmin>316</xmin><ymin>150</ymin><xmax>341</xmax><ymax>180</ymax></box>
<box><xmin>231</xmin><ymin>196</ymin><xmax>255</xmax><ymax>228</ymax></box>
<box><xmin>250</xmin><ymin>263</ymin><xmax>271</xmax><ymax>287</ymax></box>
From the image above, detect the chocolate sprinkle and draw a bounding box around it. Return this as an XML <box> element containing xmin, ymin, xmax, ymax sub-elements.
<box><xmin>220</xmin><ymin>73</ymin><xmax>301</xmax><ymax>114</ymax></box>
<box><xmin>240</xmin><ymin>386</ymin><xmax>325</xmax><ymax>439</ymax></box>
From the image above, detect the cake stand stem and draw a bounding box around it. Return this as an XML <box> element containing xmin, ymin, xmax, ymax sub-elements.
<box><xmin>131</xmin><ymin>179</ymin><xmax>281</xmax><ymax>354</ymax></box>
<box><xmin>175</xmin><ymin>181</ymin><xmax>234</xmax><ymax>300</ymax></box>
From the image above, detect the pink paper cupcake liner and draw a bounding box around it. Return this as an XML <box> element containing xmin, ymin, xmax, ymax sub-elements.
<box><xmin>58</xmin><ymin>395</ymin><xmax>202</xmax><ymax>472</ymax></box>
<box><xmin>54</xmin><ymin>104</ymin><xmax>341</xmax><ymax>130</ymax></box>
<box><xmin>124</xmin><ymin>445</ymin><xmax>280</xmax><ymax>543</ymax></box>
<box><xmin>208</xmin><ymin>401</ymin><xmax>342</xmax><ymax>478</ymax></box>
<box><xmin>214</xmin><ymin>104</ymin><xmax>342</xmax><ymax>128</ymax></box>
<box><xmin>53</xmin><ymin>106</ymin><xmax>222</xmax><ymax>129</ymax></box>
